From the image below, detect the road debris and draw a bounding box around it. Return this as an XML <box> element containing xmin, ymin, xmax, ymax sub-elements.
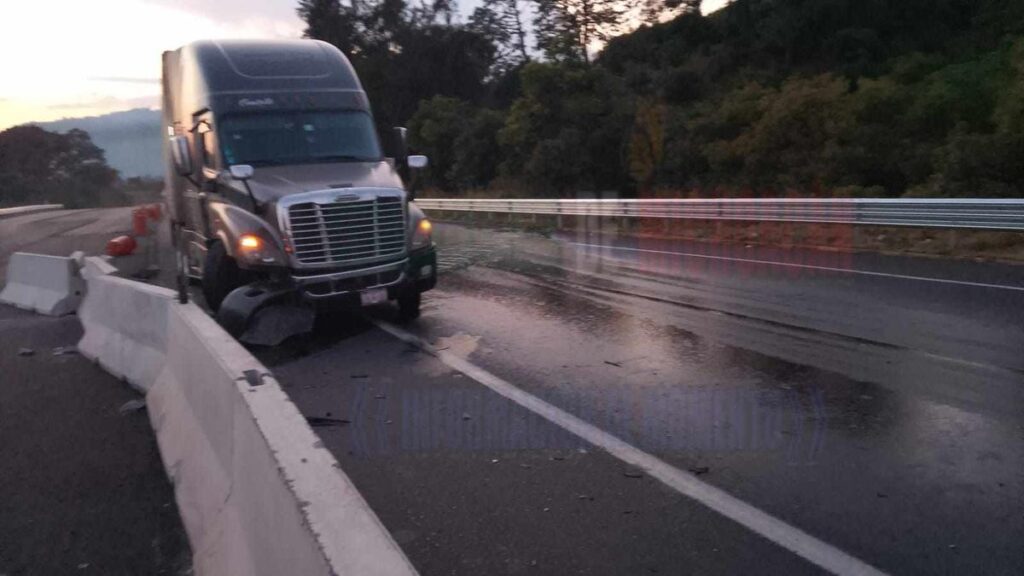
<box><xmin>118</xmin><ymin>399</ymin><xmax>147</xmax><ymax>414</ymax></box>
<box><xmin>462</xmin><ymin>412</ymin><xmax>472</xmax><ymax>420</ymax></box>
<box><xmin>52</xmin><ymin>346</ymin><xmax>77</xmax><ymax>356</ymax></box>
<box><xmin>306</xmin><ymin>416</ymin><xmax>351</xmax><ymax>427</ymax></box>
<box><xmin>623</xmin><ymin>470</ymin><xmax>644</xmax><ymax>478</ymax></box>
<box><xmin>689</xmin><ymin>466</ymin><xmax>710</xmax><ymax>475</ymax></box>
<box><xmin>17</xmin><ymin>348</ymin><xmax>34</xmax><ymax>356</ymax></box>
<box><xmin>604</xmin><ymin>360</ymin><xmax>622</xmax><ymax>367</ymax></box>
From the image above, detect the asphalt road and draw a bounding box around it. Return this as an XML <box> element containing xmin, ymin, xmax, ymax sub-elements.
<box><xmin>0</xmin><ymin>207</ymin><xmax>133</xmax><ymax>285</ymax></box>
<box><xmin>261</xmin><ymin>220</ymin><xmax>1024</xmax><ymax>575</ymax></box>
<box><xmin>0</xmin><ymin>208</ymin><xmax>190</xmax><ymax>576</ymax></box>
<box><xmin>3</xmin><ymin>207</ymin><xmax>1022</xmax><ymax>575</ymax></box>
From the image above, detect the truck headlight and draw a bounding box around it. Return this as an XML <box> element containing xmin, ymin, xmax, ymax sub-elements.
<box><xmin>411</xmin><ymin>217</ymin><xmax>432</xmax><ymax>250</ymax></box>
<box><xmin>236</xmin><ymin>232</ymin><xmax>286</xmax><ymax>266</ymax></box>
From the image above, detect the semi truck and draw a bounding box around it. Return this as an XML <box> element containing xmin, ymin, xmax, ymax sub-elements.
<box><xmin>162</xmin><ymin>39</ymin><xmax>436</xmax><ymax>334</ymax></box>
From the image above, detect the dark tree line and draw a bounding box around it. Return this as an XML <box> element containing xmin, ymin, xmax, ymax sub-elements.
<box><xmin>0</xmin><ymin>126</ymin><xmax>123</xmax><ymax>208</ymax></box>
<box><xmin>300</xmin><ymin>0</ymin><xmax>1024</xmax><ymax>198</ymax></box>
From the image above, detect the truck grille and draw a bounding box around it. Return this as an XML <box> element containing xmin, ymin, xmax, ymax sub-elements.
<box><xmin>287</xmin><ymin>197</ymin><xmax>406</xmax><ymax>265</ymax></box>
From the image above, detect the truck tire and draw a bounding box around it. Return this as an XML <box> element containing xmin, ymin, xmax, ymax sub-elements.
<box><xmin>202</xmin><ymin>241</ymin><xmax>245</xmax><ymax>311</ymax></box>
<box><xmin>397</xmin><ymin>292</ymin><xmax>421</xmax><ymax>322</ymax></box>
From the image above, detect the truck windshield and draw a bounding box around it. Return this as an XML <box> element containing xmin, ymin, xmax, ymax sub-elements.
<box><xmin>219</xmin><ymin>110</ymin><xmax>382</xmax><ymax>166</ymax></box>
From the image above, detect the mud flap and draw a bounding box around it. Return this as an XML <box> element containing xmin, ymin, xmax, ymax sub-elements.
<box><xmin>216</xmin><ymin>282</ymin><xmax>315</xmax><ymax>346</ymax></box>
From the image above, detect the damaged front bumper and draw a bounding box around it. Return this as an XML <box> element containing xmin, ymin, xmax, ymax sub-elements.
<box><xmin>291</xmin><ymin>245</ymin><xmax>437</xmax><ymax>306</ymax></box>
<box><xmin>217</xmin><ymin>246</ymin><xmax>438</xmax><ymax>340</ymax></box>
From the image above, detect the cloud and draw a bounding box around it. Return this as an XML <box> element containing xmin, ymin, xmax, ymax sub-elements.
<box><xmin>47</xmin><ymin>94</ymin><xmax>159</xmax><ymax>111</ymax></box>
<box><xmin>90</xmin><ymin>76</ymin><xmax>160</xmax><ymax>85</ymax></box>
<box><xmin>145</xmin><ymin>0</ymin><xmax>302</xmax><ymax>30</ymax></box>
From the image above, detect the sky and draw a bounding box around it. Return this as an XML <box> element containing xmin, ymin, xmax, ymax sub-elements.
<box><xmin>0</xmin><ymin>0</ymin><xmax>729</xmax><ymax>130</ymax></box>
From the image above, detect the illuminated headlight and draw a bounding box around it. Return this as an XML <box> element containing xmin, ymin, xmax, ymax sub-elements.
<box><xmin>236</xmin><ymin>232</ymin><xmax>286</xmax><ymax>265</ymax></box>
<box><xmin>411</xmin><ymin>217</ymin><xmax>432</xmax><ymax>250</ymax></box>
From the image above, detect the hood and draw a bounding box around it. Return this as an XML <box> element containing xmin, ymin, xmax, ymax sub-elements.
<box><xmin>243</xmin><ymin>161</ymin><xmax>405</xmax><ymax>202</ymax></box>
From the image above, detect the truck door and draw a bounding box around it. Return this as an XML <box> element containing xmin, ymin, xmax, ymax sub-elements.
<box><xmin>178</xmin><ymin>111</ymin><xmax>216</xmax><ymax>270</ymax></box>
<box><xmin>183</xmin><ymin>111</ymin><xmax>217</xmax><ymax>239</ymax></box>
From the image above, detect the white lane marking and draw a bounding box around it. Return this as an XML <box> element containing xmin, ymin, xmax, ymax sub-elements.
<box><xmin>376</xmin><ymin>320</ymin><xmax>890</xmax><ymax>576</ymax></box>
<box><xmin>569</xmin><ymin>241</ymin><xmax>1024</xmax><ymax>292</ymax></box>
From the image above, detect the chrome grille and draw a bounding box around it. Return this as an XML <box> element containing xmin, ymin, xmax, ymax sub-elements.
<box><xmin>288</xmin><ymin>196</ymin><xmax>406</xmax><ymax>265</ymax></box>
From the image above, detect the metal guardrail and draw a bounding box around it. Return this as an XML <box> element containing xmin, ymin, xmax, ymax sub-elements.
<box><xmin>415</xmin><ymin>198</ymin><xmax>1024</xmax><ymax>231</ymax></box>
<box><xmin>0</xmin><ymin>204</ymin><xmax>64</xmax><ymax>219</ymax></box>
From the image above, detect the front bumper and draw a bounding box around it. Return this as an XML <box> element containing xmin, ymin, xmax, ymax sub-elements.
<box><xmin>292</xmin><ymin>245</ymin><xmax>437</xmax><ymax>304</ymax></box>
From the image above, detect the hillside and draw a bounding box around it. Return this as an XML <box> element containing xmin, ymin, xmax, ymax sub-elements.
<box><xmin>591</xmin><ymin>0</ymin><xmax>1024</xmax><ymax>197</ymax></box>
<box><xmin>392</xmin><ymin>0</ymin><xmax>1024</xmax><ymax>198</ymax></box>
<box><xmin>38</xmin><ymin>108</ymin><xmax>162</xmax><ymax>178</ymax></box>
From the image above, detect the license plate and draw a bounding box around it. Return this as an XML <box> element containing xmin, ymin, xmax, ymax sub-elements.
<box><xmin>360</xmin><ymin>287</ymin><xmax>388</xmax><ymax>306</ymax></box>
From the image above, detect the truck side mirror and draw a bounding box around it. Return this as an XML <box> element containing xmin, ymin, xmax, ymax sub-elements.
<box><xmin>229</xmin><ymin>164</ymin><xmax>254</xmax><ymax>180</ymax></box>
<box><xmin>391</xmin><ymin>126</ymin><xmax>408</xmax><ymax>163</ymax></box>
<box><xmin>169</xmin><ymin>135</ymin><xmax>193</xmax><ymax>176</ymax></box>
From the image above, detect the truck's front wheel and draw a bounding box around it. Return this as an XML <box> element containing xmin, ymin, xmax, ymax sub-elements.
<box><xmin>202</xmin><ymin>241</ymin><xmax>246</xmax><ymax>311</ymax></box>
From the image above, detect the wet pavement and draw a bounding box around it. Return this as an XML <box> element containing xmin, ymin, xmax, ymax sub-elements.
<box><xmin>0</xmin><ymin>208</ymin><xmax>190</xmax><ymax>576</ymax></box>
<box><xmin>0</xmin><ymin>305</ymin><xmax>190</xmax><ymax>576</ymax></box>
<box><xmin>4</xmin><ymin>208</ymin><xmax>1022</xmax><ymax>574</ymax></box>
<box><xmin>0</xmin><ymin>208</ymin><xmax>132</xmax><ymax>285</ymax></box>
<box><xmin>256</xmin><ymin>221</ymin><xmax>1024</xmax><ymax>575</ymax></box>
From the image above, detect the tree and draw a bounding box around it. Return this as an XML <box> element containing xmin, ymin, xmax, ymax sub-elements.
<box><xmin>453</xmin><ymin>109</ymin><xmax>506</xmax><ymax>188</ymax></box>
<box><xmin>298</xmin><ymin>0</ymin><xmax>496</xmax><ymax>129</ymax></box>
<box><xmin>469</xmin><ymin>0</ymin><xmax>530</xmax><ymax>74</ymax></box>
<box><xmin>499</xmin><ymin>62</ymin><xmax>630</xmax><ymax>193</ymax></box>
<box><xmin>0</xmin><ymin>126</ymin><xmax>121</xmax><ymax>208</ymax></box>
<box><xmin>296</xmin><ymin>0</ymin><xmax>359</xmax><ymax>54</ymax></box>
<box><xmin>638</xmin><ymin>0</ymin><xmax>702</xmax><ymax>24</ymax></box>
<box><xmin>533</xmin><ymin>0</ymin><xmax>627</xmax><ymax>63</ymax></box>
<box><xmin>409</xmin><ymin>96</ymin><xmax>474</xmax><ymax>190</ymax></box>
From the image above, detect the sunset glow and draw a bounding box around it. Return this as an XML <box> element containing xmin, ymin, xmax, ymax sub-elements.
<box><xmin>0</xmin><ymin>0</ymin><xmax>730</xmax><ymax>130</ymax></box>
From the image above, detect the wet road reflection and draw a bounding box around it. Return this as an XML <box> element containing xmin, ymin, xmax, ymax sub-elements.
<box><xmin>412</xmin><ymin>222</ymin><xmax>1024</xmax><ymax>572</ymax></box>
<box><xmin>259</xmin><ymin>221</ymin><xmax>1023</xmax><ymax>574</ymax></box>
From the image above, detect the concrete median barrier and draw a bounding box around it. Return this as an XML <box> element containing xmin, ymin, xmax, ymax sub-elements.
<box><xmin>0</xmin><ymin>204</ymin><xmax>63</xmax><ymax>219</ymax></box>
<box><xmin>0</xmin><ymin>252</ymin><xmax>85</xmax><ymax>316</ymax></box>
<box><xmin>77</xmin><ymin>268</ymin><xmax>174</xmax><ymax>392</ymax></box>
<box><xmin>77</xmin><ymin>266</ymin><xmax>417</xmax><ymax>576</ymax></box>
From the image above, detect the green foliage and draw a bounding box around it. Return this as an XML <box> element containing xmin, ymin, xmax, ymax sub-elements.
<box><xmin>409</xmin><ymin>96</ymin><xmax>475</xmax><ymax>190</ymax></box>
<box><xmin>469</xmin><ymin>0</ymin><xmax>531</xmax><ymax>75</ymax></box>
<box><xmin>498</xmin><ymin>62</ymin><xmax>631</xmax><ymax>193</ymax></box>
<box><xmin>0</xmin><ymin>126</ymin><xmax>122</xmax><ymax>208</ymax></box>
<box><xmin>453</xmin><ymin>109</ymin><xmax>506</xmax><ymax>188</ymax></box>
<box><xmin>300</xmin><ymin>0</ymin><xmax>1024</xmax><ymax>197</ymax></box>
<box><xmin>409</xmin><ymin>97</ymin><xmax>507</xmax><ymax>191</ymax></box>
<box><xmin>601</xmin><ymin>0</ymin><xmax>1024</xmax><ymax>197</ymax></box>
<box><xmin>299</xmin><ymin>0</ymin><xmax>496</xmax><ymax>131</ymax></box>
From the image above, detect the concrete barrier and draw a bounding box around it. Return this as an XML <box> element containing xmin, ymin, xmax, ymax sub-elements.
<box><xmin>0</xmin><ymin>204</ymin><xmax>63</xmax><ymax>219</ymax></box>
<box><xmin>0</xmin><ymin>252</ymin><xmax>85</xmax><ymax>316</ymax></box>
<box><xmin>77</xmin><ymin>270</ymin><xmax>174</xmax><ymax>392</ymax></box>
<box><xmin>78</xmin><ymin>268</ymin><xmax>417</xmax><ymax>576</ymax></box>
<box><xmin>81</xmin><ymin>255</ymin><xmax>118</xmax><ymax>280</ymax></box>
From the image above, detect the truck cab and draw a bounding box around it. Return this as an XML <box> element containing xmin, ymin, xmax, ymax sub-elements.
<box><xmin>162</xmin><ymin>39</ymin><xmax>436</xmax><ymax>322</ymax></box>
